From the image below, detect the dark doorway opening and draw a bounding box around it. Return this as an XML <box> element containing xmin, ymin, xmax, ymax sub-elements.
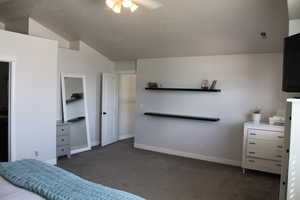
<box><xmin>0</xmin><ymin>62</ymin><xmax>9</xmax><ymax>162</ymax></box>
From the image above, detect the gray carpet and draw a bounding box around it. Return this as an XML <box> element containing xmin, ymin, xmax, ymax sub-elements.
<box><xmin>58</xmin><ymin>139</ymin><xmax>280</xmax><ymax>200</ymax></box>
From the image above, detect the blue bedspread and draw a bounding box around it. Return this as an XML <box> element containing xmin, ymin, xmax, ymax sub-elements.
<box><xmin>0</xmin><ymin>159</ymin><xmax>145</xmax><ymax>200</ymax></box>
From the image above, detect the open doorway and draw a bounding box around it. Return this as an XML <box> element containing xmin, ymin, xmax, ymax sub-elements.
<box><xmin>0</xmin><ymin>61</ymin><xmax>9</xmax><ymax>162</ymax></box>
<box><xmin>118</xmin><ymin>73</ymin><xmax>136</xmax><ymax>140</ymax></box>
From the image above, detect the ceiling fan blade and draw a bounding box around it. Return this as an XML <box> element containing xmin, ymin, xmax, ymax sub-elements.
<box><xmin>134</xmin><ymin>0</ymin><xmax>163</xmax><ymax>10</ymax></box>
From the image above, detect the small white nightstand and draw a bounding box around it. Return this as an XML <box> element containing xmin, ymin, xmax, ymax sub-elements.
<box><xmin>242</xmin><ymin>122</ymin><xmax>284</xmax><ymax>174</ymax></box>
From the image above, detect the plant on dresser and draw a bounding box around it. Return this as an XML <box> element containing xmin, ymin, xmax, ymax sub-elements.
<box><xmin>56</xmin><ymin>121</ymin><xmax>71</xmax><ymax>158</ymax></box>
<box><xmin>242</xmin><ymin>122</ymin><xmax>284</xmax><ymax>174</ymax></box>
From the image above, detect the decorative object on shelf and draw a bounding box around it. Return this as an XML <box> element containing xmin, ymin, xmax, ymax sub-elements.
<box><xmin>147</xmin><ymin>82</ymin><xmax>158</xmax><ymax>88</ymax></box>
<box><xmin>269</xmin><ymin>116</ymin><xmax>285</xmax><ymax>126</ymax></box>
<box><xmin>209</xmin><ymin>80</ymin><xmax>217</xmax><ymax>90</ymax></box>
<box><xmin>201</xmin><ymin>80</ymin><xmax>210</xmax><ymax>90</ymax></box>
<box><xmin>252</xmin><ymin>107</ymin><xmax>262</xmax><ymax>124</ymax></box>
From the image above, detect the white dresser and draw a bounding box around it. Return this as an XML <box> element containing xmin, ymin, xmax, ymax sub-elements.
<box><xmin>242</xmin><ymin>122</ymin><xmax>285</xmax><ymax>174</ymax></box>
<box><xmin>56</xmin><ymin>121</ymin><xmax>71</xmax><ymax>158</ymax></box>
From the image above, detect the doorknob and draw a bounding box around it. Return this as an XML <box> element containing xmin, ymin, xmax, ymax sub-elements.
<box><xmin>103</xmin><ymin>112</ymin><xmax>107</xmax><ymax>115</ymax></box>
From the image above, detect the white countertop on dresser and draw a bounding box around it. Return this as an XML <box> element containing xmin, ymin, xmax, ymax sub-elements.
<box><xmin>244</xmin><ymin>122</ymin><xmax>285</xmax><ymax>131</ymax></box>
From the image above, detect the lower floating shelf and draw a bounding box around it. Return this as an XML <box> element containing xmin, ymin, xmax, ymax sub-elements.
<box><xmin>68</xmin><ymin>116</ymin><xmax>85</xmax><ymax>123</ymax></box>
<box><xmin>144</xmin><ymin>112</ymin><xmax>220</xmax><ymax>122</ymax></box>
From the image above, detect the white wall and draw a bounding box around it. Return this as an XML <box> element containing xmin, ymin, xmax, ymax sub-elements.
<box><xmin>115</xmin><ymin>61</ymin><xmax>136</xmax><ymax>72</ymax></box>
<box><xmin>22</xmin><ymin>19</ymin><xmax>115</xmax><ymax>146</ymax></box>
<box><xmin>135</xmin><ymin>54</ymin><xmax>285</xmax><ymax>166</ymax></box>
<box><xmin>2</xmin><ymin>17</ymin><xmax>71</xmax><ymax>49</ymax></box>
<box><xmin>289</xmin><ymin>19</ymin><xmax>300</xmax><ymax>36</ymax></box>
<box><xmin>58</xmin><ymin>41</ymin><xmax>115</xmax><ymax>146</ymax></box>
<box><xmin>28</xmin><ymin>18</ymin><xmax>71</xmax><ymax>49</ymax></box>
<box><xmin>0</xmin><ymin>30</ymin><xmax>58</xmax><ymax>164</ymax></box>
<box><xmin>24</xmin><ymin>19</ymin><xmax>115</xmax><ymax>147</ymax></box>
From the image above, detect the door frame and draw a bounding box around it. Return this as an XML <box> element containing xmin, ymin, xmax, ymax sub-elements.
<box><xmin>0</xmin><ymin>56</ymin><xmax>16</xmax><ymax>162</ymax></box>
<box><xmin>116</xmin><ymin>70</ymin><xmax>136</xmax><ymax>140</ymax></box>
<box><xmin>101</xmin><ymin>73</ymin><xmax>119</xmax><ymax>146</ymax></box>
<box><xmin>61</xmin><ymin>73</ymin><xmax>92</xmax><ymax>154</ymax></box>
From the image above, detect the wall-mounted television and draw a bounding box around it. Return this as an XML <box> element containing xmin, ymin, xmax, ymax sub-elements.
<box><xmin>282</xmin><ymin>33</ymin><xmax>300</xmax><ymax>92</ymax></box>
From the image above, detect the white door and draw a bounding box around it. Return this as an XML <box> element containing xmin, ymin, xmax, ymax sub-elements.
<box><xmin>101</xmin><ymin>73</ymin><xmax>118</xmax><ymax>146</ymax></box>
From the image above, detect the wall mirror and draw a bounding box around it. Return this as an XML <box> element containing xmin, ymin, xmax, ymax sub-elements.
<box><xmin>61</xmin><ymin>74</ymin><xmax>91</xmax><ymax>154</ymax></box>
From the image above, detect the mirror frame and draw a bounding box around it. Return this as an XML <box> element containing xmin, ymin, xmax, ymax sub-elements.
<box><xmin>61</xmin><ymin>73</ymin><xmax>91</xmax><ymax>155</ymax></box>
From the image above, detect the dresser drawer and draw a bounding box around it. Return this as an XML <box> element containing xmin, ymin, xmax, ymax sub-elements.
<box><xmin>57</xmin><ymin>146</ymin><xmax>70</xmax><ymax>157</ymax></box>
<box><xmin>247</xmin><ymin>145</ymin><xmax>283</xmax><ymax>161</ymax></box>
<box><xmin>57</xmin><ymin>125</ymin><xmax>70</xmax><ymax>136</ymax></box>
<box><xmin>247</xmin><ymin>139</ymin><xmax>284</xmax><ymax>152</ymax></box>
<box><xmin>248</xmin><ymin>129</ymin><xmax>284</xmax><ymax>141</ymax></box>
<box><xmin>57</xmin><ymin>135</ymin><xmax>69</xmax><ymax>146</ymax></box>
<box><xmin>246</xmin><ymin>158</ymin><xmax>281</xmax><ymax>174</ymax></box>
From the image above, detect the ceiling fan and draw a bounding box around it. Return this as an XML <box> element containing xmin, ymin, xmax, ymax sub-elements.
<box><xmin>105</xmin><ymin>0</ymin><xmax>162</xmax><ymax>13</ymax></box>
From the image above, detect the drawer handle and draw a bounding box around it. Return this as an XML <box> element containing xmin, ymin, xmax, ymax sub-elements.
<box><xmin>277</xmin><ymin>145</ymin><xmax>283</xmax><ymax>149</ymax></box>
<box><xmin>278</xmin><ymin>136</ymin><xmax>284</xmax><ymax>139</ymax></box>
<box><xmin>61</xmin><ymin>129</ymin><xmax>65</xmax><ymax>131</ymax></box>
<box><xmin>249</xmin><ymin>152</ymin><xmax>256</xmax><ymax>154</ymax></box>
<box><xmin>276</xmin><ymin>155</ymin><xmax>282</xmax><ymax>158</ymax></box>
<box><xmin>250</xmin><ymin>133</ymin><xmax>257</xmax><ymax>136</ymax></box>
<box><xmin>248</xmin><ymin>160</ymin><xmax>255</xmax><ymax>163</ymax></box>
<box><xmin>61</xmin><ymin>139</ymin><xmax>65</xmax><ymax>142</ymax></box>
<box><xmin>249</xmin><ymin>142</ymin><xmax>256</xmax><ymax>145</ymax></box>
<box><xmin>276</xmin><ymin>164</ymin><xmax>282</xmax><ymax>167</ymax></box>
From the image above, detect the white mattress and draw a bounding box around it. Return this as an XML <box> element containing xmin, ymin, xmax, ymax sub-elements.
<box><xmin>0</xmin><ymin>177</ymin><xmax>45</xmax><ymax>200</ymax></box>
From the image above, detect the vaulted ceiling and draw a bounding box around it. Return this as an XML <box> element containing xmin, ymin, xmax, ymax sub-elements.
<box><xmin>0</xmin><ymin>0</ymin><xmax>289</xmax><ymax>60</ymax></box>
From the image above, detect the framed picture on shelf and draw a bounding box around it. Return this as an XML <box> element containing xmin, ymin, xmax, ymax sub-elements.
<box><xmin>210</xmin><ymin>80</ymin><xmax>217</xmax><ymax>90</ymax></box>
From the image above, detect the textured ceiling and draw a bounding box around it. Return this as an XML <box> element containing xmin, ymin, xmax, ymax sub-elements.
<box><xmin>288</xmin><ymin>0</ymin><xmax>300</xmax><ymax>19</ymax></box>
<box><xmin>0</xmin><ymin>0</ymin><xmax>289</xmax><ymax>60</ymax></box>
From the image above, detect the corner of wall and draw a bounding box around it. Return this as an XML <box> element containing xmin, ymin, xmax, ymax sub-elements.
<box><xmin>69</xmin><ymin>41</ymin><xmax>80</xmax><ymax>50</ymax></box>
<box><xmin>5</xmin><ymin>17</ymin><xmax>29</xmax><ymax>34</ymax></box>
<box><xmin>0</xmin><ymin>22</ymin><xmax>5</xmax><ymax>30</ymax></box>
<box><xmin>289</xmin><ymin>19</ymin><xmax>300</xmax><ymax>36</ymax></box>
<box><xmin>115</xmin><ymin>60</ymin><xmax>137</xmax><ymax>72</ymax></box>
<box><xmin>28</xmin><ymin>17</ymin><xmax>71</xmax><ymax>49</ymax></box>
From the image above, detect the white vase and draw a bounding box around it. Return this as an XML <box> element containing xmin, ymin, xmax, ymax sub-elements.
<box><xmin>252</xmin><ymin>113</ymin><xmax>261</xmax><ymax>124</ymax></box>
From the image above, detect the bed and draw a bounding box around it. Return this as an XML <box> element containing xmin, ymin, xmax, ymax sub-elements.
<box><xmin>0</xmin><ymin>176</ymin><xmax>44</xmax><ymax>200</ymax></box>
<box><xmin>0</xmin><ymin>159</ymin><xmax>145</xmax><ymax>200</ymax></box>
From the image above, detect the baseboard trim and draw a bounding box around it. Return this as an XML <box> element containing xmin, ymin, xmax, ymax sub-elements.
<box><xmin>119</xmin><ymin>134</ymin><xmax>134</xmax><ymax>141</ymax></box>
<box><xmin>46</xmin><ymin>158</ymin><xmax>57</xmax><ymax>165</ymax></box>
<box><xmin>134</xmin><ymin>143</ymin><xmax>241</xmax><ymax>167</ymax></box>
<box><xmin>91</xmin><ymin>140</ymin><xmax>100</xmax><ymax>147</ymax></box>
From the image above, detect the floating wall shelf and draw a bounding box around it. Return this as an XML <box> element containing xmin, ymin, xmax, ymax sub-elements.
<box><xmin>68</xmin><ymin>116</ymin><xmax>85</xmax><ymax>123</ymax></box>
<box><xmin>145</xmin><ymin>88</ymin><xmax>221</xmax><ymax>92</ymax></box>
<box><xmin>144</xmin><ymin>112</ymin><xmax>220</xmax><ymax>122</ymax></box>
<box><xmin>66</xmin><ymin>97</ymin><xmax>83</xmax><ymax>104</ymax></box>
